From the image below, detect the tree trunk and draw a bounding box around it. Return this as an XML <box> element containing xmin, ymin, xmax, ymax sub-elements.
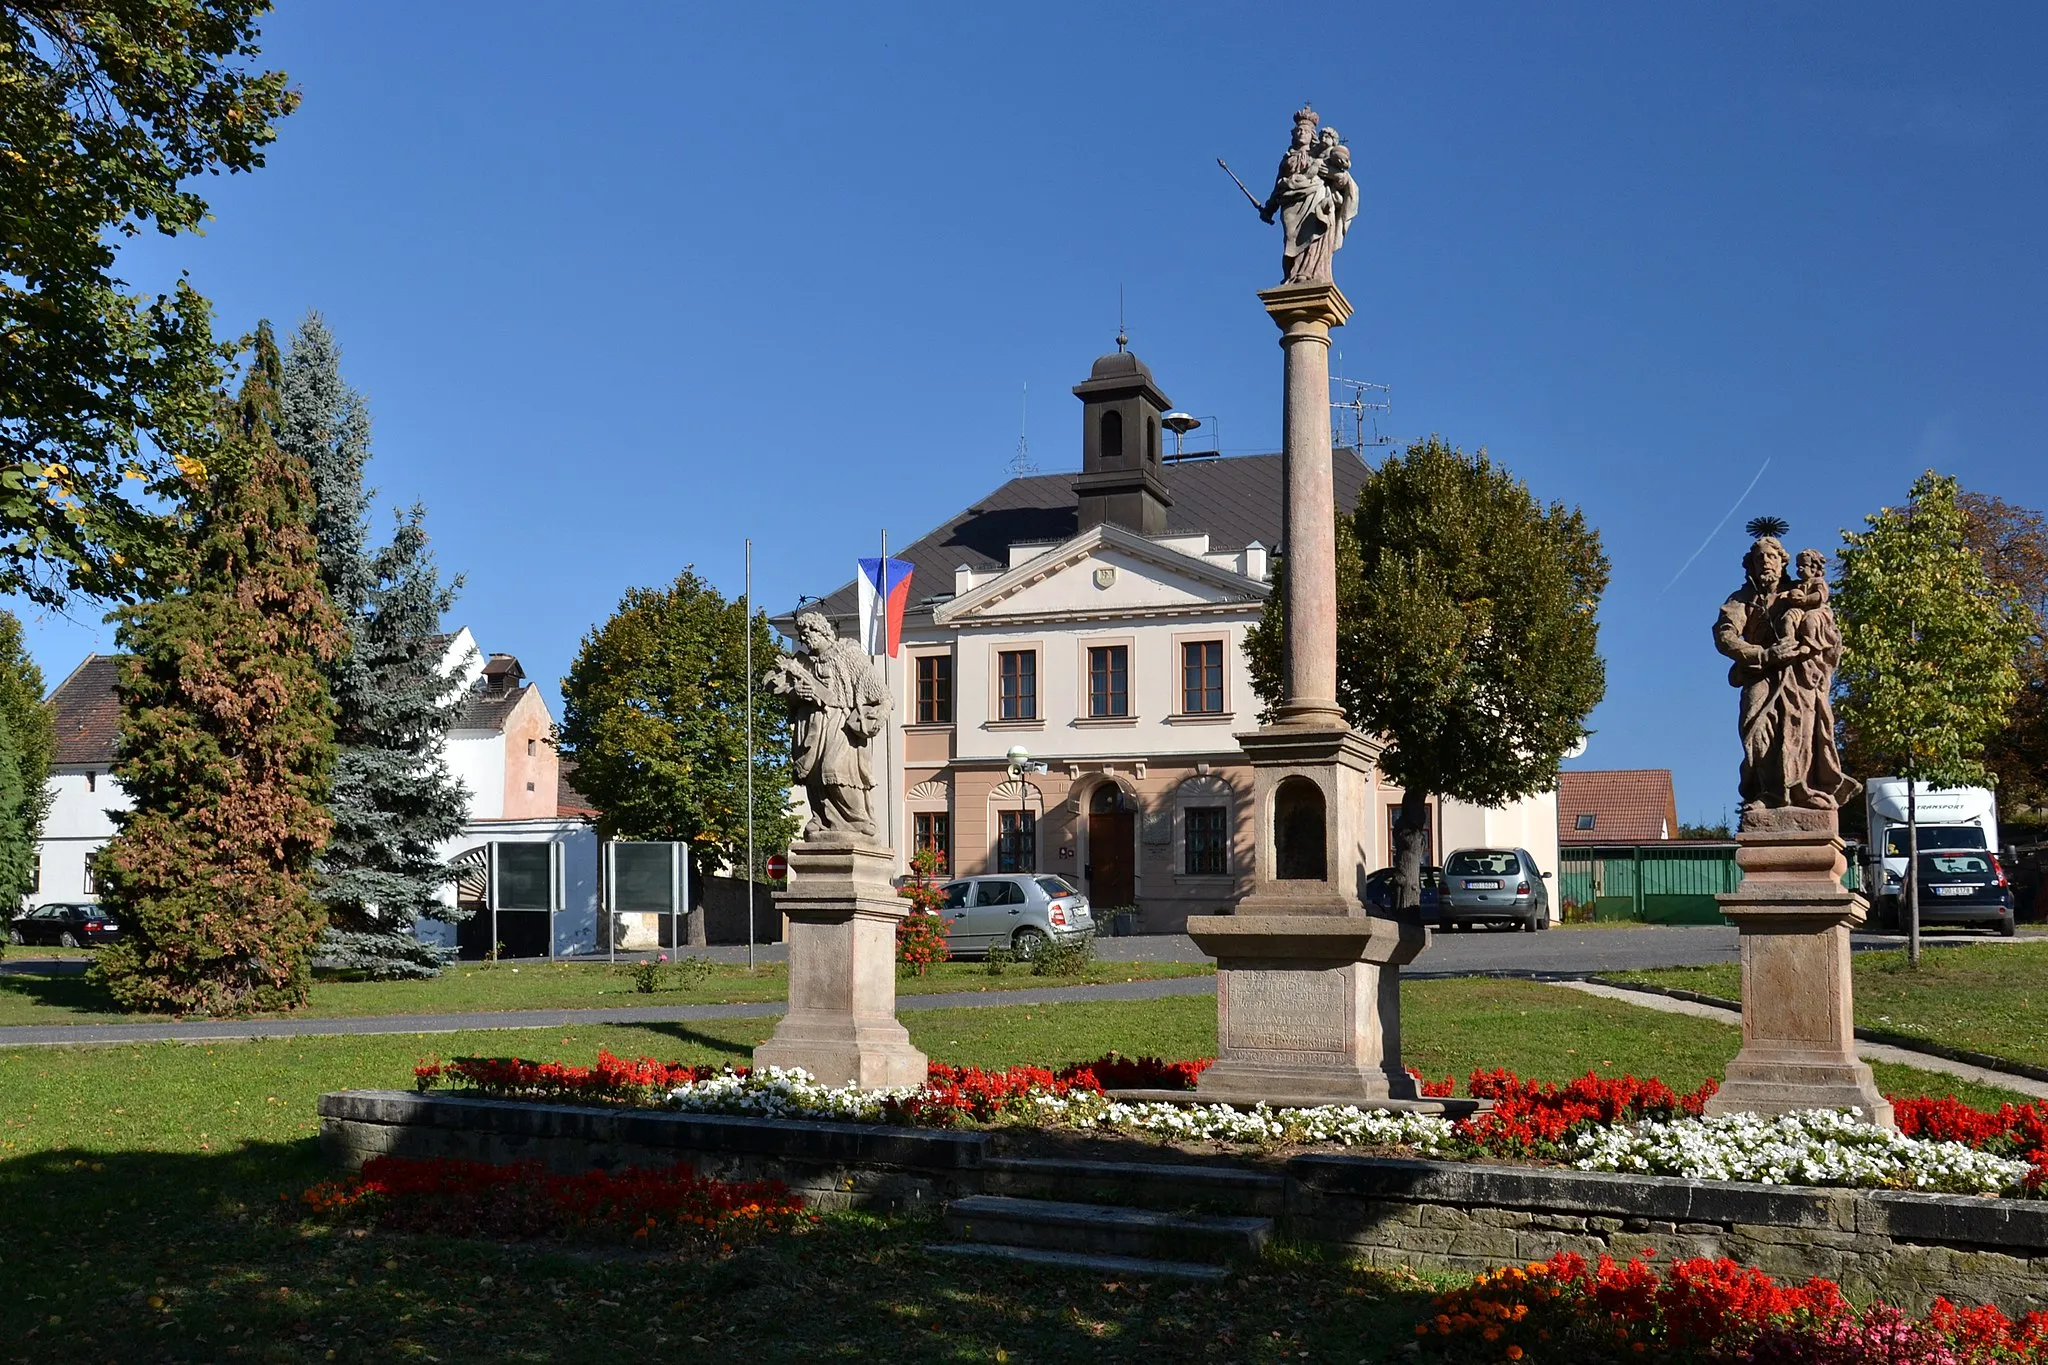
<box><xmin>685</xmin><ymin>849</ymin><xmax>709</xmax><ymax>947</ymax></box>
<box><xmin>1392</xmin><ymin>787</ymin><xmax>1431</xmax><ymax>916</ymax></box>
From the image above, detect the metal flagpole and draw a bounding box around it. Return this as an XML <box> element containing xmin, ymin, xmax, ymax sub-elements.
<box><xmin>745</xmin><ymin>537</ymin><xmax>756</xmax><ymax>973</ymax></box>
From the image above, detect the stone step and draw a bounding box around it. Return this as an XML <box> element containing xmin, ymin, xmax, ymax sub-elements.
<box><xmin>926</xmin><ymin>1242</ymin><xmax>1231</xmax><ymax>1282</ymax></box>
<box><xmin>943</xmin><ymin>1194</ymin><xmax>1272</xmax><ymax>1264</ymax></box>
<box><xmin>982</xmin><ymin>1155</ymin><xmax>1286</xmax><ymax>1216</ymax></box>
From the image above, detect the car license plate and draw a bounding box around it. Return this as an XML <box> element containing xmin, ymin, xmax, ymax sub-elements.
<box><xmin>1934</xmin><ymin>885</ymin><xmax>1975</xmax><ymax>897</ymax></box>
<box><xmin>1467</xmin><ymin>880</ymin><xmax>1501</xmax><ymax>890</ymax></box>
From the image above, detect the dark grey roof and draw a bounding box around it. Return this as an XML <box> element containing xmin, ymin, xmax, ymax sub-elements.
<box><xmin>48</xmin><ymin>654</ymin><xmax>122</xmax><ymax>766</ymax></box>
<box><xmin>454</xmin><ymin>682</ymin><xmax>532</xmax><ymax>732</ymax></box>
<box><xmin>805</xmin><ymin>450</ymin><xmax>1371</xmax><ymax>621</ymax></box>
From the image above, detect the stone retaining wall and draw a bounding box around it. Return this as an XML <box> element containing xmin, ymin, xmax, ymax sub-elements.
<box><xmin>321</xmin><ymin>1090</ymin><xmax>2048</xmax><ymax>1313</ymax></box>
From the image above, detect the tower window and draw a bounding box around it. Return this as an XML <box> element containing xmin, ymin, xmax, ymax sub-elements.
<box><xmin>1148</xmin><ymin>415</ymin><xmax>1159</xmax><ymax>464</ymax></box>
<box><xmin>527</xmin><ymin>738</ymin><xmax>537</xmax><ymax>757</ymax></box>
<box><xmin>1100</xmin><ymin>410</ymin><xmax>1124</xmax><ymax>462</ymax></box>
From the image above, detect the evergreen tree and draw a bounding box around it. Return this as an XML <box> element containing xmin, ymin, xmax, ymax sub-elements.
<box><xmin>92</xmin><ymin>324</ymin><xmax>343</xmax><ymax>1014</ymax></box>
<box><xmin>279</xmin><ymin>315</ymin><xmax>470</xmax><ymax>978</ymax></box>
<box><xmin>560</xmin><ymin>570</ymin><xmax>797</xmax><ymax>942</ymax></box>
<box><xmin>1246</xmin><ymin>437</ymin><xmax>1609</xmax><ymax>911</ymax></box>
<box><xmin>0</xmin><ymin>611</ymin><xmax>54</xmax><ymax>909</ymax></box>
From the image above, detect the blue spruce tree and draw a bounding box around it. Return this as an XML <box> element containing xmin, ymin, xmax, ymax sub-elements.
<box><xmin>281</xmin><ymin>314</ymin><xmax>471</xmax><ymax>977</ymax></box>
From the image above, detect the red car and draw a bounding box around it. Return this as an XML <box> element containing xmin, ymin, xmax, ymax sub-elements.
<box><xmin>7</xmin><ymin>902</ymin><xmax>124</xmax><ymax>947</ymax></box>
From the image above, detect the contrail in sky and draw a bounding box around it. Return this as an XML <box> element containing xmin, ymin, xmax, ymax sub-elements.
<box><xmin>1657</xmin><ymin>458</ymin><xmax>1771</xmax><ymax>600</ymax></box>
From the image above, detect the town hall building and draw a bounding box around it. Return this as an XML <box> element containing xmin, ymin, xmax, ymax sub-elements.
<box><xmin>800</xmin><ymin>345</ymin><xmax>1557</xmax><ymax>933</ymax></box>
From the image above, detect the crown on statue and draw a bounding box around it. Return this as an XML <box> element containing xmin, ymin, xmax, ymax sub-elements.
<box><xmin>1293</xmin><ymin>104</ymin><xmax>1320</xmax><ymax>130</ymax></box>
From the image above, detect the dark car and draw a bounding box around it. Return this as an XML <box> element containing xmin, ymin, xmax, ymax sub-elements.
<box><xmin>1910</xmin><ymin>849</ymin><xmax>2016</xmax><ymax>937</ymax></box>
<box><xmin>1365</xmin><ymin>866</ymin><xmax>1441</xmax><ymax>920</ymax></box>
<box><xmin>1439</xmin><ymin>847</ymin><xmax>1552</xmax><ymax>932</ymax></box>
<box><xmin>7</xmin><ymin>902</ymin><xmax>124</xmax><ymax>948</ymax></box>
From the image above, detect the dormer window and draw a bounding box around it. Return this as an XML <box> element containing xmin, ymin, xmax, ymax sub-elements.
<box><xmin>1575</xmin><ymin>813</ymin><xmax>1596</xmax><ymax>831</ymax></box>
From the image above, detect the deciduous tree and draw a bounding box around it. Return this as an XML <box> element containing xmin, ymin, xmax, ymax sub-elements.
<box><xmin>92</xmin><ymin>324</ymin><xmax>343</xmax><ymax>1014</ymax></box>
<box><xmin>279</xmin><ymin>315</ymin><xmax>469</xmax><ymax>978</ymax></box>
<box><xmin>1246</xmin><ymin>437</ymin><xmax>1609</xmax><ymax>910</ymax></box>
<box><xmin>2</xmin><ymin>2</ymin><xmax>296</xmax><ymax>604</ymax></box>
<box><xmin>1957</xmin><ymin>491</ymin><xmax>2048</xmax><ymax>819</ymax></box>
<box><xmin>559</xmin><ymin>571</ymin><xmax>796</xmax><ymax>944</ymax></box>
<box><xmin>1834</xmin><ymin>472</ymin><xmax>2035</xmax><ymax>961</ymax></box>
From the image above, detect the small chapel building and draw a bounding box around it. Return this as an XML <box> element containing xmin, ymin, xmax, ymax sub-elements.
<box><xmin>797</xmin><ymin>345</ymin><xmax>1558</xmax><ymax>933</ymax></box>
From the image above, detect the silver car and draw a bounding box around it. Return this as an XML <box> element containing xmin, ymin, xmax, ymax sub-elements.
<box><xmin>935</xmin><ymin>874</ymin><xmax>1094</xmax><ymax>958</ymax></box>
<box><xmin>1439</xmin><ymin>847</ymin><xmax>1551</xmax><ymax>932</ymax></box>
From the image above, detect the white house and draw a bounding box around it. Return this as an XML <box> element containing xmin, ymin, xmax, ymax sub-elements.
<box><xmin>34</xmin><ymin>630</ymin><xmax>602</xmax><ymax>958</ymax></box>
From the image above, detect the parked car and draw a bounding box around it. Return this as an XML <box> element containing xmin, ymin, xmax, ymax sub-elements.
<box><xmin>933</xmin><ymin>874</ymin><xmax>1093</xmax><ymax>958</ymax></box>
<box><xmin>7</xmin><ymin>902</ymin><xmax>124</xmax><ymax>948</ymax></box>
<box><xmin>1906</xmin><ymin>848</ymin><xmax>2017</xmax><ymax>937</ymax></box>
<box><xmin>1438</xmin><ymin>848</ymin><xmax>1551</xmax><ymax>932</ymax></box>
<box><xmin>1364</xmin><ymin>866</ymin><xmax>1442</xmax><ymax>920</ymax></box>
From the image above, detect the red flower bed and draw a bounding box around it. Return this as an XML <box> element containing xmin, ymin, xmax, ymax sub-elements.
<box><xmin>413</xmin><ymin>1050</ymin><xmax>732</xmax><ymax>1105</ymax></box>
<box><xmin>1421</xmin><ymin>1250</ymin><xmax>2048</xmax><ymax>1361</ymax></box>
<box><xmin>299</xmin><ymin>1155</ymin><xmax>809</xmax><ymax>1247</ymax></box>
<box><xmin>1058</xmin><ymin>1053</ymin><xmax>1213</xmax><ymax>1092</ymax></box>
<box><xmin>1457</xmin><ymin>1069</ymin><xmax>1718</xmax><ymax>1158</ymax></box>
<box><xmin>1895</xmin><ymin>1095</ymin><xmax>2048</xmax><ymax>1190</ymax></box>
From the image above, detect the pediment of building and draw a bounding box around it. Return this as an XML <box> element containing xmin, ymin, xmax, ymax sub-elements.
<box><xmin>933</xmin><ymin>524</ymin><xmax>1267</xmax><ymax>626</ymax></box>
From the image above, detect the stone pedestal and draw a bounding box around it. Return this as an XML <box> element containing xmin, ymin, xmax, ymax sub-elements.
<box><xmin>1705</xmin><ymin>814</ymin><xmax>1893</xmax><ymax>1129</ymax></box>
<box><xmin>753</xmin><ymin>840</ymin><xmax>927</xmax><ymax>1089</ymax></box>
<box><xmin>1186</xmin><ymin>914</ymin><xmax>1429</xmax><ymax>1105</ymax></box>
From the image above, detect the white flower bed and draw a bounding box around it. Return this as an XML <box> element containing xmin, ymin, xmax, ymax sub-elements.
<box><xmin>1569</xmin><ymin>1108</ymin><xmax>2031</xmax><ymax>1195</ymax></box>
<box><xmin>664</xmin><ymin>1071</ymin><xmax>2033</xmax><ymax>1196</ymax></box>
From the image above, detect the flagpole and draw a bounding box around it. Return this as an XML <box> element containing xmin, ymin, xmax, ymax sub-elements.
<box><xmin>880</xmin><ymin>529</ymin><xmax>894</xmax><ymax>861</ymax></box>
<box><xmin>745</xmin><ymin>537</ymin><xmax>756</xmax><ymax>974</ymax></box>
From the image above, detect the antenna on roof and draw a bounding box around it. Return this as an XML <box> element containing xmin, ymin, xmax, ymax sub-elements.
<box><xmin>1007</xmin><ymin>382</ymin><xmax>1037</xmax><ymax>477</ymax></box>
<box><xmin>1330</xmin><ymin>371</ymin><xmax>1392</xmax><ymax>457</ymax></box>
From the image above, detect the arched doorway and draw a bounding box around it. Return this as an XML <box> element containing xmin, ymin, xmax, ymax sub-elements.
<box><xmin>1087</xmin><ymin>782</ymin><xmax>1136</xmax><ymax>908</ymax></box>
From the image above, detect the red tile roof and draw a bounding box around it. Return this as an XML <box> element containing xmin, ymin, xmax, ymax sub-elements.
<box><xmin>48</xmin><ymin>654</ymin><xmax>121</xmax><ymax>767</ymax></box>
<box><xmin>557</xmin><ymin>759</ymin><xmax>599</xmax><ymax>821</ymax></box>
<box><xmin>1558</xmin><ymin>769</ymin><xmax>1680</xmax><ymax>844</ymax></box>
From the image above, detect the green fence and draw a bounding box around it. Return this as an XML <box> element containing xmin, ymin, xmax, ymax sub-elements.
<box><xmin>1557</xmin><ymin>843</ymin><xmax>1864</xmax><ymax>924</ymax></box>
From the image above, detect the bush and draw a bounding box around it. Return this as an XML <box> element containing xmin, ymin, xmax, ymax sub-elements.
<box><xmin>895</xmin><ymin>845</ymin><xmax>953</xmax><ymax>976</ymax></box>
<box><xmin>671</xmin><ymin>954</ymin><xmax>713</xmax><ymax>988</ymax></box>
<box><xmin>1030</xmin><ymin>933</ymin><xmax>1094</xmax><ymax>977</ymax></box>
<box><xmin>629</xmin><ymin>956</ymin><xmax>667</xmax><ymax>994</ymax></box>
<box><xmin>983</xmin><ymin>945</ymin><xmax>1014</xmax><ymax>976</ymax></box>
<box><xmin>1561</xmin><ymin>898</ymin><xmax>1595</xmax><ymax>924</ymax></box>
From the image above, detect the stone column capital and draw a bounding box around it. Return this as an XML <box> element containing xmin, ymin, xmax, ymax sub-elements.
<box><xmin>1259</xmin><ymin>281</ymin><xmax>1354</xmax><ymax>336</ymax></box>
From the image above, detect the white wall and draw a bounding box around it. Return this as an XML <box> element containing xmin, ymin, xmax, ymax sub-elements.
<box><xmin>31</xmin><ymin>768</ymin><xmax>130</xmax><ymax>904</ymax></box>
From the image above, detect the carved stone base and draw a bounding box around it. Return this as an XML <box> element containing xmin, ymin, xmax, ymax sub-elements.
<box><xmin>1704</xmin><ymin>828</ymin><xmax>1893</xmax><ymax>1129</ymax></box>
<box><xmin>753</xmin><ymin>840</ymin><xmax>927</xmax><ymax>1089</ymax></box>
<box><xmin>1184</xmin><ymin>915</ymin><xmax>1426</xmax><ymax>1105</ymax></box>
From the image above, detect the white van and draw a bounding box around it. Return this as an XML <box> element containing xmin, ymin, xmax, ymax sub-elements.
<box><xmin>1864</xmin><ymin>778</ymin><xmax>2000</xmax><ymax>924</ymax></box>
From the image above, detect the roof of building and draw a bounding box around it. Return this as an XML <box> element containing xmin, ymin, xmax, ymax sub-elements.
<box><xmin>1558</xmin><ymin>769</ymin><xmax>1680</xmax><ymax>845</ymax></box>
<box><xmin>557</xmin><ymin>758</ymin><xmax>599</xmax><ymax>821</ymax></box>
<box><xmin>47</xmin><ymin>654</ymin><xmax>122</xmax><ymax>767</ymax></box>
<box><xmin>453</xmin><ymin>683</ymin><xmax>534</xmax><ymax>732</ymax></box>
<box><xmin>806</xmin><ymin>449</ymin><xmax>1371</xmax><ymax>620</ymax></box>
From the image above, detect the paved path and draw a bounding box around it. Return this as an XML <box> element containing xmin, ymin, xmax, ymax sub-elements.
<box><xmin>1553</xmin><ymin>979</ymin><xmax>2048</xmax><ymax>1099</ymax></box>
<box><xmin>0</xmin><ymin>974</ymin><xmax>1219</xmax><ymax>1048</ymax></box>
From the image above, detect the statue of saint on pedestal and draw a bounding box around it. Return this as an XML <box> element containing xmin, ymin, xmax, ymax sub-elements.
<box><xmin>1712</xmin><ymin>535</ymin><xmax>1861</xmax><ymax>821</ymax></box>
<box><xmin>765</xmin><ymin>610</ymin><xmax>889</xmax><ymax>842</ymax></box>
<box><xmin>1258</xmin><ymin>106</ymin><xmax>1359</xmax><ymax>286</ymax></box>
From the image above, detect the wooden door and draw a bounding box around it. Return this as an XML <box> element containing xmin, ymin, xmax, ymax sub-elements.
<box><xmin>1088</xmin><ymin>812</ymin><xmax>1135</xmax><ymax>908</ymax></box>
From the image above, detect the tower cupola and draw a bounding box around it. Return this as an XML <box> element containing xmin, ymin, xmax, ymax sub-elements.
<box><xmin>1071</xmin><ymin>339</ymin><xmax>1174</xmax><ymax>535</ymax></box>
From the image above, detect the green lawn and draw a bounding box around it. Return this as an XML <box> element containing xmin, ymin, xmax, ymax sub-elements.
<box><xmin>0</xmin><ymin>955</ymin><xmax>1210</xmax><ymax>1029</ymax></box>
<box><xmin>0</xmin><ymin>981</ymin><xmax>2023</xmax><ymax>1363</ymax></box>
<box><xmin>1605</xmin><ymin>940</ymin><xmax>2048</xmax><ymax>1073</ymax></box>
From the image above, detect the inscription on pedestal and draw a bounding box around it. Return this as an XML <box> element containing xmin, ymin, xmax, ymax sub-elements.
<box><xmin>1228</xmin><ymin>969</ymin><xmax>1347</xmax><ymax>1054</ymax></box>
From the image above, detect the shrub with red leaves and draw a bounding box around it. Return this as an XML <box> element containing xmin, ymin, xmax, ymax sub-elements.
<box><xmin>413</xmin><ymin>1050</ymin><xmax>731</xmax><ymax>1106</ymax></box>
<box><xmin>300</xmin><ymin>1155</ymin><xmax>809</xmax><ymax>1247</ymax></box>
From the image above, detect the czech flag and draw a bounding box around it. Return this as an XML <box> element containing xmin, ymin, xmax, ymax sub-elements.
<box><xmin>857</xmin><ymin>556</ymin><xmax>915</xmax><ymax>657</ymax></box>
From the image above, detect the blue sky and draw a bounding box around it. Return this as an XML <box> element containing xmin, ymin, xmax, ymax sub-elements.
<box><xmin>15</xmin><ymin>3</ymin><xmax>2046</xmax><ymax>828</ymax></box>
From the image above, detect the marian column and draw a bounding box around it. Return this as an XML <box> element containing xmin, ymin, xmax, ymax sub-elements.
<box><xmin>1184</xmin><ymin>109</ymin><xmax>1440</xmax><ymax>1110</ymax></box>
